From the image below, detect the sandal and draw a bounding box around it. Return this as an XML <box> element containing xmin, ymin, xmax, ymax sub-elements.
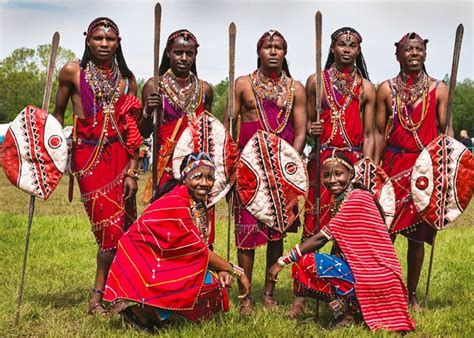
<box><xmin>121</xmin><ymin>307</ymin><xmax>156</xmax><ymax>333</ymax></box>
<box><xmin>333</xmin><ymin>314</ymin><xmax>355</xmax><ymax>328</ymax></box>
<box><xmin>262</xmin><ymin>291</ymin><xmax>277</xmax><ymax>310</ymax></box>
<box><xmin>87</xmin><ymin>302</ymin><xmax>109</xmax><ymax>316</ymax></box>
<box><xmin>239</xmin><ymin>297</ymin><xmax>253</xmax><ymax>316</ymax></box>
<box><xmin>286</xmin><ymin>301</ymin><xmax>306</xmax><ymax>319</ymax></box>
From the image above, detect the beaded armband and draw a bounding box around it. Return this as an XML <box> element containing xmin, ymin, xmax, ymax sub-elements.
<box><xmin>228</xmin><ymin>262</ymin><xmax>244</xmax><ymax>279</ymax></box>
<box><xmin>277</xmin><ymin>244</ymin><xmax>302</xmax><ymax>267</ymax></box>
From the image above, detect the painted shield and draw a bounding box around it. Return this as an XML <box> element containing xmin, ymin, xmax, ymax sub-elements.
<box><xmin>1</xmin><ymin>106</ymin><xmax>67</xmax><ymax>200</ymax></box>
<box><xmin>354</xmin><ymin>158</ymin><xmax>396</xmax><ymax>229</ymax></box>
<box><xmin>237</xmin><ymin>130</ymin><xmax>309</xmax><ymax>232</ymax></box>
<box><xmin>411</xmin><ymin>135</ymin><xmax>474</xmax><ymax>230</ymax></box>
<box><xmin>172</xmin><ymin>111</ymin><xmax>238</xmax><ymax>206</ymax></box>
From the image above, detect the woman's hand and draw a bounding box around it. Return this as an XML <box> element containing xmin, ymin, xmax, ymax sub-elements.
<box><xmin>217</xmin><ymin>271</ymin><xmax>233</xmax><ymax>288</ymax></box>
<box><xmin>267</xmin><ymin>263</ymin><xmax>284</xmax><ymax>283</ymax></box>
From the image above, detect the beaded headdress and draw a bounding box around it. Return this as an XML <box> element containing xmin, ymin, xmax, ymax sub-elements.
<box><xmin>180</xmin><ymin>152</ymin><xmax>215</xmax><ymax>180</ymax></box>
<box><xmin>166</xmin><ymin>29</ymin><xmax>200</xmax><ymax>50</ymax></box>
<box><xmin>322</xmin><ymin>150</ymin><xmax>354</xmax><ymax>172</ymax></box>
<box><xmin>257</xmin><ymin>29</ymin><xmax>288</xmax><ymax>54</ymax></box>
<box><xmin>84</xmin><ymin>17</ymin><xmax>120</xmax><ymax>39</ymax></box>
<box><xmin>330</xmin><ymin>27</ymin><xmax>362</xmax><ymax>46</ymax></box>
<box><xmin>395</xmin><ymin>32</ymin><xmax>428</xmax><ymax>55</ymax></box>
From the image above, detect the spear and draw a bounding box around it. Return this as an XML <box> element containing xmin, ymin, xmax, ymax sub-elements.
<box><xmin>151</xmin><ymin>2</ymin><xmax>162</xmax><ymax>201</ymax></box>
<box><xmin>424</xmin><ymin>23</ymin><xmax>463</xmax><ymax>306</ymax></box>
<box><xmin>14</xmin><ymin>32</ymin><xmax>60</xmax><ymax>326</ymax></box>
<box><xmin>226</xmin><ymin>22</ymin><xmax>236</xmax><ymax>261</ymax></box>
<box><xmin>313</xmin><ymin>11</ymin><xmax>323</xmax><ymax>320</ymax></box>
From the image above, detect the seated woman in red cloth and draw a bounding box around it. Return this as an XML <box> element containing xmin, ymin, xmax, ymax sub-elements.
<box><xmin>103</xmin><ymin>152</ymin><xmax>250</xmax><ymax>331</ymax></box>
<box><xmin>268</xmin><ymin>153</ymin><xmax>415</xmax><ymax>332</ymax></box>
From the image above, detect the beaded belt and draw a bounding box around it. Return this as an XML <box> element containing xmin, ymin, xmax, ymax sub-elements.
<box><xmin>76</xmin><ymin>136</ymin><xmax>120</xmax><ymax>146</ymax></box>
<box><xmin>387</xmin><ymin>145</ymin><xmax>421</xmax><ymax>154</ymax></box>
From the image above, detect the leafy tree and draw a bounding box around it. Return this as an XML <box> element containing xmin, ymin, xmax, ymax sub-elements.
<box><xmin>0</xmin><ymin>44</ymin><xmax>77</xmax><ymax>123</ymax></box>
<box><xmin>452</xmin><ymin>78</ymin><xmax>474</xmax><ymax>138</ymax></box>
<box><xmin>211</xmin><ymin>78</ymin><xmax>229</xmax><ymax>122</ymax></box>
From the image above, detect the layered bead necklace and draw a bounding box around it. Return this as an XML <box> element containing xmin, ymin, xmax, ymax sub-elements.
<box><xmin>394</xmin><ymin>71</ymin><xmax>430</xmax><ymax>132</ymax></box>
<box><xmin>85</xmin><ymin>60</ymin><xmax>122</xmax><ymax>127</ymax></box>
<box><xmin>190</xmin><ymin>199</ymin><xmax>210</xmax><ymax>245</ymax></box>
<box><xmin>323</xmin><ymin>64</ymin><xmax>362</xmax><ymax>147</ymax></box>
<box><xmin>161</xmin><ymin>69</ymin><xmax>200</xmax><ymax>116</ymax></box>
<box><xmin>330</xmin><ymin>184</ymin><xmax>353</xmax><ymax>218</ymax></box>
<box><xmin>250</xmin><ymin>69</ymin><xmax>295</xmax><ymax>134</ymax></box>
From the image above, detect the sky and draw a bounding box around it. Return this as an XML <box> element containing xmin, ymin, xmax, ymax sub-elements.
<box><xmin>0</xmin><ymin>0</ymin><xmax>473</xmax><ymax>86</ymax></box>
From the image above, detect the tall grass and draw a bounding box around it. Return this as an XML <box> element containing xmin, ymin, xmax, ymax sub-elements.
<box><xmin>0</xmin><ymin>171</ymin><xmax>472</xmax><ymax>336</ymax></box>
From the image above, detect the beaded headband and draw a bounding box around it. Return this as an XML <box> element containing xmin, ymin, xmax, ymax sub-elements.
<box><xmin>395</xmin><ymin>32</ymin><xmax>428</xmax><ymax>54</ymax></box>
<box><xmin>257</xmin><ymin>29</ymin><xmax>288</xmax><ymax>53</ymax></box>
<box><xmin>322</xmin><ymin>151</ymin><xmax>354</xmax><ymax>172</ymax></box>
<box><xmin>180</xmin><ymin>153</ymin><xmax>215</xmax><ymax>180</ymax></box>
<box><xmin>331</xmin><ymin>27</ymin><xmax>362</xmax><ymax>45</ymax></box>
<box><xmin>84</xmin><ymin>17</ymin><xmax>120</xmax><ymax>38</ymax></box>
<box><xmin>166</xmin><ymin>29</ymin><xmax>200</xmax><ymax>50</ymax></box>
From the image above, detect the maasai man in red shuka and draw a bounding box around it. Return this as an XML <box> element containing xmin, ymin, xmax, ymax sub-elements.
<box><xmin>293</xmin><ymin>26</ymin><xmax>376</xmax><ymax>318</ymax></box>
<box><xmin>104</xmin><ymin>152</ymin><xmax>250</xmax><ymax>332</ymax></box>
<box><xmin>374</xmin><ymin>32</ymin><xmax>450</xmax><ymax>310</ymax></box>
<box><xmin>138</xmin><ymin>29</ymin><xmax>218</xmax><ymax>245</ymax></box>
<box><xmin>225</xmin><ymin>30</ymin><xmax>307</xmax><ymax>314</ymax></box>
<box><xmin>52</xmin><ymin>17</ymin><xmax>142</xmax><ymax>315</ymax></box>
<box><xmin>269</xmin><ymin>153</ymin><xmax>415</xmax><ymax>332</ymax></box>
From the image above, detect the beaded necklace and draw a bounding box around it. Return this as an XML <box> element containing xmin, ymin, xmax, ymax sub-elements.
<box><xmin>331</xmin><ymin>184</ymin><xmax>353</xmax><ymax>218</ymax></box>
<box><xmin>392</xmin><ymin>72</ymin><xmax>431</xmax><ymax>149</ymax></box>
<box><xmin>84</xmin><ymin>60</ymin><xmax>122</xmax><ymax>127</ymax></box>
<box><xmin>323</xmin><ymin>64</ymin><xmax>362</xmax><ymax>147</ymax></box>
<box><xmin>76</xmin><ymin>60</ymin><xmax>122</xmax><ymax>176</ymax></box>
<box><xmin>161</xmin><ymin>69</ymin><xmax>200</xmax><ymax>116</ymax></box>
<box><xmin>190</xmin><ymin>198</ymin><xmax>210</xmax><ymax>245</ymax></box>
<box><xmin>250</xmin><ymin>70</ymin><xmax>295</xmax><ymax>134</ymax></box>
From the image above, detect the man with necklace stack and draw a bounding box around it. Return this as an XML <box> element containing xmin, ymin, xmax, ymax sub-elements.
<box><xmin>289</xmin><ymin>27</ymin><xmax>376</xmax><ymax>318</ymax></box>
<box><xmin>53</xmin><ymin>17</ymin><xmax>142</xmax><ymax>315</ymax></box>
<box><xmin>374</xmin><ymin>32</ymin><xmax>450</xmax><ymax>310</ymax></box>
<box><xmin>226</xmin><ymin>30</ymin><xmax>307</xmax><ymax>315</ymax></box>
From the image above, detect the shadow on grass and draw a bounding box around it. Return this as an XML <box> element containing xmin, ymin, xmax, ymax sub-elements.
<box><xmin>30</xmin><ymin>288</ymin><xmax>85</xmax><ymax>308</ymax></box>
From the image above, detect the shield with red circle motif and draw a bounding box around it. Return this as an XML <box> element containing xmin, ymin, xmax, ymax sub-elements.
<box><xmin>354</xmin><ymin>158</ymin><xmax>396</xmax><ymax>229</ymax></box>
<box><xmin>411</xmin><ymin>135</ymin><xmax>474</xmax><ymax>230</ymax></box>
<box><xmin>172</xmin><ymin>111</ymin><xmax>238</xmax><ymax>206</ymax></box>
<box><xmin>236</xmin><ymin>130</ymin><xmax>308</xmax><ymax>233</ymax></box>
<box><xmin>1</xmin><ymin>106</ymin><xmax>67</xmax><ymax>200</ymax></box>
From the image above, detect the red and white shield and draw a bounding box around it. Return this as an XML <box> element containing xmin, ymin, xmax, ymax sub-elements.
<box><xmin>1</xmin><ymin>106</ymin><xmax>67</xmax><ymax>200</ymax></box>
<box><xmin>411</xmin><ymin>135</ymin><xmax>474</xmax><ymax>230</ymax></box>
<box><xmin>172</xmin><ymin>111</ymin><xmax>238</xmax><ymax>206</ymax></box>
<box><xmin>354</xmin><ymin>158</ymin><xmax>396</xmax><ymax>228</ymax></box>
<box><xmin>237</xmin><ymin>130</ymin><xmax>308</xmax><ymax>233</ymax></box>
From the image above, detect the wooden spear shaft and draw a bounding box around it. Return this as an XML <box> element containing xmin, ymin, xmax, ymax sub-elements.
<box><xmin>226</xmin><ymin>22</ymin><xmax>236</xmax><ymax>261</ymax></box>
<box><xmin>151</xmin><ymin>2</ymin><xmax>162</xmax><ymax>201</ymax></box>
<box><xmin>14</xmin><ymin>32</ymin><xmax>60</xmax><ymax>327</ymax></box>
<box><xmin>313</xmin><ymin>11</ymin><xmax>322</xmax><ymax>235</ymax></box>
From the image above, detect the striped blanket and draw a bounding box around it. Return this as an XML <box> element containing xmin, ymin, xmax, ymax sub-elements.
<box><xmin>331</xmin><ymin>189</ymin><xmax>415</xmax><ymax>332</ymax></box>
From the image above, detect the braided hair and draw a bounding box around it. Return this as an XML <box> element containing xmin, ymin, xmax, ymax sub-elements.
<box><xmin>159</xmin><ymin>29</ymin><xmax>199</xmax><ymax>76</ymax></box>
<box><xmin>80</xmin><ymin>17</ymin><xmax>133</xmax><ymax>79</ymax></box>
<box><xmin>324</xmin><ymin>27</ymin><xmax>369</xmax><ymax>80</ymax></box>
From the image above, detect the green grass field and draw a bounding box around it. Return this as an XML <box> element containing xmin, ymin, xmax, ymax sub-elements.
<box><xmin>0</xmin><ymin>170</ymin><xmax>473</xmax><ymax>337</ymax></box>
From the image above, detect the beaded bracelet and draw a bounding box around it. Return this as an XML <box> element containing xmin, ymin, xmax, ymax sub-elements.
<box><xmin>277</xmin><ymin>244</ymin><xmax>302</xmax><ymax>267</ymax></box>
<box><xmin>125</xmin><ymin>168</ymin><xmax>139</xmax><ymax>180</ymax></box>
<box><xmin>228</xmin><ymin>262</ymin><xmax>244</xmax><ymax>279</ymax></box>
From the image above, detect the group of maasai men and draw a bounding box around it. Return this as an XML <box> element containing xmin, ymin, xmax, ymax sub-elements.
<box><xmin>50</xmin><ymin>16</ymin><xmax>453</xmax><ymax>332</ymax></box>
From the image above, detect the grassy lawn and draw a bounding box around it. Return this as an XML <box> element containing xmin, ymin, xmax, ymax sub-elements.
<box><xmin>0</xmin><ymin>170</ymin><xmax>473</xmax><ymax>336</ymax></box>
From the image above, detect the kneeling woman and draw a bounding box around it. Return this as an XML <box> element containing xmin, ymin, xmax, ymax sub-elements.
<box><xmin>104</xmin><ymin>152</ymin><xmax>250</xmax><ymax>330</ymax></box>
<box><xmin>268</xmin><ymin>153</ymin><xmax>415</xmax><ymax>332</ymax></box>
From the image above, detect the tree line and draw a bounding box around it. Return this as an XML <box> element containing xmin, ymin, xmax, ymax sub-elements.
<box><xmin>1</xmin><ymin>45</ymin><xmax>473</xmax><ymax>139</ymax></box>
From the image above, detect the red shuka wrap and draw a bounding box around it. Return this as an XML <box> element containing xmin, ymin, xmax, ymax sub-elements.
<box><xmin>296</xmin><ymin>190</ymin><xmax>415</xmax><ymax>332</ymax></box>
<box><xmin>382</xmin><ymin>80</ymin><xmax>439</xmax><ymax>243</ymax></box>
<box><xmin>103</xmin><ymin>184</ymin><xmax>228</xmax><ymax>319</ymax></box>
<box><xmin>304</xmin><ymin>70</ymin><xmax>363</xmax><ymax>237</ymax></box>
<box><xmin>72</xmin><ymin>95</ymin><xmax>142</xmax><ymax>251</ymax></box>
